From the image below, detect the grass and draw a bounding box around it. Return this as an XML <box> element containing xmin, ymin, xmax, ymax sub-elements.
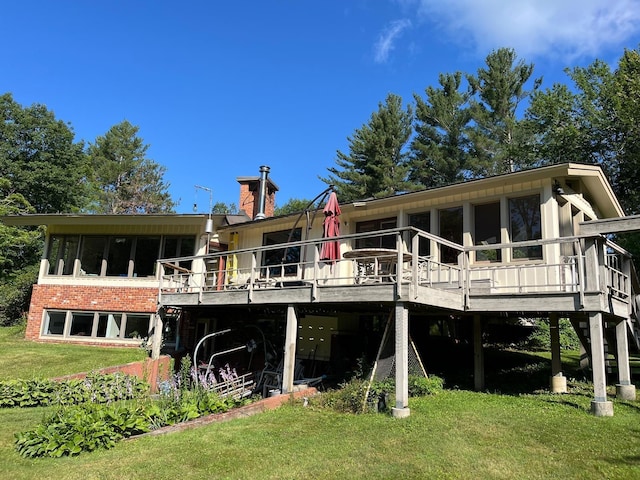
<box><xmin>1</xmin><ymin>391</ymin><xmax>639</xmax><ymax>479</ymax></box>
<box><xmin>0</xmin><ymin>326</ymin><xmax>148</xmax><ymax>380</ymax></box>
<box><xmin>1</xmin><ymin>327</ymin><xmax>639</xmax><ymax>479</ymax></box>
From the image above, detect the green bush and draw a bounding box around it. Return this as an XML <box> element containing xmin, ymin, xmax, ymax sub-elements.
<box><xmin>313</xmin><ymin>375</ymin><xmax>444</xmax><ymax>414</ymax></box>
<box><xmin>15</xmin><ymin>403</ymin><xmax>150</xmax><ymax>458</ymax></box>
<box><xmin>525</xmin><ymin>318</ymin><xmax>580</xmax><ymax>351</ymax></box>
<box><xmin>0</xmin><ymin>373</ymin><xmax>147</xmax><ymax>408</ymax></box>
<box><xmin>313</xmin><ymin>379</ymin><xmax>370</xmax><ymax>414</ymax></box>
<box><xmin>408</xmin><ymin>375</ymin><xmax>444</xmax><ymax>396</ymax></box>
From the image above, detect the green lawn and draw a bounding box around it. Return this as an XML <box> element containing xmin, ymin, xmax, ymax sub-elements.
<box><xmin>1</xmin><ymin>390</ymin><xmax>639</xmax><ymax>480</ymax></box>
<box><xmin>1</xmin><ymin>327</ymin><xmax>639</xmax><ymax>479</ymax></box>
<box><xmin>0</xmin><ymin>326</ymin><xmax>147</xmax><ymax>380</ymax></box>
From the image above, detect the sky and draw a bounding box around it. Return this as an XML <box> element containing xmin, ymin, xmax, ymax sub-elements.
<box><xmin>3</xmin><ymin>0</ymin><xmax>640</xmax><ymax>213</ymax></box>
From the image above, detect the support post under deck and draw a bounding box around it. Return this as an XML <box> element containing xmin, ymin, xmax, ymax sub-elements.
<box><xmin>282</xmin><ymin>305</ymin><xmax>298</xmax><ymax>394</ymax></box>
<box><xmin>474</xmin><ymin>315</ymin><xmax>484</xmax><ymax>391</ymax></box>
<box><xmin>589</xmin><ymin>312</ymin><xmax>613</xmax><ymax>416</ymax></box>
<box><xmin>392</xmin><ymin>302</ymin><xmax>410</xmax><ymax>418</ymax></box>
<box><xmin>615</xmin><ymin>319</ymin><xmax>636</xmax><ymax>401</ymax></box>
<box><xmin>549</xmin><ymin>314</ymin><xmax>567</xmax><ymax>393</ymax></box>
<box><xmin>151</xmin><ymin>312</ymin><xmax>163</xmax><ymax>360</ymax></box>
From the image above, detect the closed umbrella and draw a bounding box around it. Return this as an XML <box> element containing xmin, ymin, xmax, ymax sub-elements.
<box><xmin>320</xmin><ymin>191</ymin><xmax>341</xmax><ymax>264</ymax></box>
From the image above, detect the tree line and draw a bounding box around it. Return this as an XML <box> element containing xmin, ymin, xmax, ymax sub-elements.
<box><xmin>0</xmin><ymin>94</ymin><xmax>175</xmax><ymax>324</ymax></box>
<box><xmin>321</xmin><ymin>46</ymin><xmax>640</xmax><ymax>223</ymax></box>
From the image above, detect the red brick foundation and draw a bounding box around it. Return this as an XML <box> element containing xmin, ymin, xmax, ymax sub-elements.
<box><xmin>26</xmin><ymin>284</ymin><xmax>158</xmax><ymax>340</ymax></box>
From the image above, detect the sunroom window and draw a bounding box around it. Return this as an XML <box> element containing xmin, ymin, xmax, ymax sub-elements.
<box><xmin>355</xmin><ymin>217</ymin><xmax>397</xmax><ymax>249</ymax></box>
<box><xmin>45</xmin><ymin>235</ymin><xmax>193</xmax><ymax>277</ymax></box>
<box><xmin>261</xmin><ymin>228</ymin><xmax>301</xmax><ymax>277</ymax></box>
<box><xmin>408</xmin><ymin>212</ymin><xmax>431</xmax><ymax>257</ymax></box>
<box><xmin>509</xmin><ymin>194</ymin><xmax>542</xmax><ymax>259</ymax></box>
<box><xmin>474</xmin><ymin>202</ymin><xmax>501</xmax><ymax>262</ymax></box>
<box><xmin>439</xmin><ymin>207</ymin><xmax>463</xmax><ymax>264</ymax></box>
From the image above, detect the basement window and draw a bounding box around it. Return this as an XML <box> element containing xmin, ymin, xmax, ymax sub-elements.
<box><xmin>42</xmin><ymin>310</ymin><xmax>152</xmax><ymax>342</ymax></box>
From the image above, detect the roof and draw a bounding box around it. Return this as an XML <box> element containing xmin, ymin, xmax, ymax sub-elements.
<box><xmin>1</xmin><ymin>163</ymin><xmax>624</xmax><ymax>229</ymax></box>
<box><xmin>218</xmin><ymin>163</ymin><xmax>625</xmax><ymax>232</ymax></box>
<box><xmin>0</xmin><ymin>213</ymin><xmax>225</xmax><ymax>227</ymax></box>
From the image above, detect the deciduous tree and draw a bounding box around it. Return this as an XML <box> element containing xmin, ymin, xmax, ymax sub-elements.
<box><xmin>0</xmin><ymin>93</ymin><xmax>88</xmax><ymax>213</ymax></box>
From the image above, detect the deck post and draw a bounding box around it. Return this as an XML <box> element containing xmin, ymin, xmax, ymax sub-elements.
<box><xmin>282</xmin><ymin>305</ymin><xmax>298</xmax><ymax>394</ymax></box>
<box><xmin>615</xmin><ymin>319</ymin><xmax>636</xmax><ymax>401</ymax></box>
<box><xmin>473</xmin><ymin>315</ymin><xmax>484</xmax><ymax>391</ymax></box>
<box><xmin>549</xmin><ymin>314</ymin><xmax>567</xmax><ymax>393</ymax></box>
<box><xmin>151</xmin><ymin>312</ymin><xmax>163</xmax><ymax>360</ymax></box>
<box><xmin>392</xmin><ymin>302</ymin><xmax>410</xmax><ymax>418</ymax></box>
<box><xmin>589</xmin><ymin>312</ymin><xmax>613</xmax><ymax>416</ymax></box>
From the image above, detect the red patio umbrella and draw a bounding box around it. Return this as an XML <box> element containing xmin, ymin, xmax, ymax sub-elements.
<box><xmin>320</xmin><ymin>191</ymin><xmax>341</xmax><ymax>264</ymax></box>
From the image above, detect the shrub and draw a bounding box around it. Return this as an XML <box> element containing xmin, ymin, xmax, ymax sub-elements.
<box><xmin>525</xmin><ymin>318</ymin><xmax>580</xmax><ymax>351</ymax></box>
<box><xmin>0</xmin><ymin>373</ymin><xmax>147</xmax><ymax>408</ymax></box>
<box><xmin>15</xmin><ymin>403</ymin><xmax>150</xmax><ymax>458</ymax></box>
<box><xmin>312</xmin><ymin>375</ymin><xmax>444</xmax><ymax>414</ymax></box>
<box><xmin>313</xmin><ymin>379</ymin><xmax>370</xmax><ymax>414</ymax></box>
<box><xmin>408</xmin><ymin>375</ymin><xmax>444</xmax><ymax>396</ymax></box>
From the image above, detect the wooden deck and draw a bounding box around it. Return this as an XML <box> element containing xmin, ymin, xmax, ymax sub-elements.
<box><xmin>158</xmin><ymin>227</ymin><xmax>638</xmax><ymax>321</ymax></box>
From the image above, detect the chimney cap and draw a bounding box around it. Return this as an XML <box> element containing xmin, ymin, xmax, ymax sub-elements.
<box><xmin>236</xmin><ymin>176</ymin><xmax>280</xmax><ymax>191</ymax></box>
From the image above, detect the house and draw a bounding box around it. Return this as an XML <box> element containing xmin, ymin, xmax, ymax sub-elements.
<box><xmin>4</xmin><ymin>163</ymin><xmax>639</xmax><ymax>417</ymax></box>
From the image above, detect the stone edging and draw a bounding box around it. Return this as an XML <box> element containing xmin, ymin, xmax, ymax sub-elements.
<box><xmin>130</xmin><ymin>387</ymin><xmax>318</xmax><ymax>439</ymax></box>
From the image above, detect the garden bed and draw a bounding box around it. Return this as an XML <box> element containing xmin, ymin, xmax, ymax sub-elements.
<box><xmin>136</xmin><ymin>385</ymin><xmax>318</xmax><ymax>438</ymax></box>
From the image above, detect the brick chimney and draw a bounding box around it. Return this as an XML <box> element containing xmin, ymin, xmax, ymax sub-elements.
<box><xmin>237</xmin><ymin>166</ymin><xmax>279</xmax><ymax>220</ymax></box>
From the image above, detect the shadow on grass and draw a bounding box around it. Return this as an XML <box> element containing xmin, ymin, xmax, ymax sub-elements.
<box><xmin>419</xmin><ymin>339</ymin><xmax>599</xmax><ymax>396</ymax></box>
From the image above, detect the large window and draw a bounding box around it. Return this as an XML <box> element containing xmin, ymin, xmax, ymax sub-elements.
<box><xmin>355</xmin><ymin>217</ymin><xmax>397</xmax><ymax>249</ymax></box>
<box><xmin>45</xmin><ymin>235</ymin><xmax>194</xmax><ymax>277</ymax></box>
<box><xmin>261</xmin><ymin>228</ymin><xmax>301</xmax><ymax>277</ymax></box>
<box><xmin>408</xmin><ymin>212</ymin><xmax>431</xmax><ymax>257</ymax></box>
<box><xmin>474</xmin><ymin>202</ymin><xmax>501</xmax><ymax>262</ymax></box>
<box><xmin>439</xmin><ymin>207</ymin><xmax>463</xmax><ymax>264</ymax></box>
<box><xmin>42</xmin><ymin>310</ymin><xmax>152</xmax><ymax>341</ymax></box>
<box><xmin>162</xmin><ymin>236</ymin><xmax>196</xmax><ymax>270</ymax></box>
<box><xmin>47</xmin><ymin>235</ymin><xmax>79</xmax><ymax>275</ymax></box>
<box><xmin>80</xmin><ymin>236</ymin><xmax>107</xmax><ymax>275</ymax></box>
<box><xmin>509</xmin><ymin>194</ymin><xmax>542</xmax><ymax>259</ymax></box>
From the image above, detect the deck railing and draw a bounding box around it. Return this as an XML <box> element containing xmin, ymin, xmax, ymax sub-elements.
<box><xmin>158</xmin><ymin>227</ymin><xmax>634</xmax><ymax>308</ymax></box>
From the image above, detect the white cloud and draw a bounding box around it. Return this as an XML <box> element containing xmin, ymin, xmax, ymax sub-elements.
<box><xmin>410</xmin><ymin>0</ymin><xmax>640</xmax><ymax>60</ymax></box>
<box><xmin>374</xmin><ymin>19</ymin><xmax>412</xmax><ymax>63</ymax></box>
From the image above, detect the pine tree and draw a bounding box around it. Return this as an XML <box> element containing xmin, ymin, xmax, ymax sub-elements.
<box><xmin>466</xmin><ymin>48</ymin><xmax>541</xmax><ymax>176</ymax></box>
<box><xmin>321</xmin><ymin>93</ymin><xmax>413</xmax><ymax>202</ymax></box>
<box><xmin>87</xmin><ymin>121</ymin><xmax>175</xmax><ymax>214</ymax></box>
<box><xmin>410</xmin><ymin>72</ymin><xmax>472</xmax><ymax>188</ymax></box>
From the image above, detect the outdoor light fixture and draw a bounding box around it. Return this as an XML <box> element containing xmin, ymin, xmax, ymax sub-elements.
<box><xmin>552</xmin><ymin>181</ymin><xmax>565</xmax><ymax>195</ymax></box>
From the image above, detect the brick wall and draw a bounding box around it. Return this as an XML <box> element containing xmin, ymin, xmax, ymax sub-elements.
<box><xmin>26</xmin><ymin>284</ymin><xmax>158</xmax><ymax>340</ymax></box>
<box><xmin>238</xmin><ymin>181</ymin><xmax>276</xmax><ymax>219</ymax></box>
<box><xmin>54</xmin><ymin>356</ymin><xmax>172</xmax><ymax>393</ymax></box>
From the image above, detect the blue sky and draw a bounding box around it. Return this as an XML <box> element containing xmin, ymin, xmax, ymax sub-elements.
<box><xmin>3</xmin><ymin>1</ymin><xmax>640</xmax><ymax>213</ymax></box>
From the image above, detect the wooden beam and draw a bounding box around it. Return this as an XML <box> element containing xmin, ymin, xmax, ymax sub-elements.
<box><xmin>580</xmin><ymin>215</ymin><xmax>640</xmax><ymax>235</ymax></box>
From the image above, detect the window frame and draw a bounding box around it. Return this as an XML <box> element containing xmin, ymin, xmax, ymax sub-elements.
<box><xmin>473</xmin><ymin>201</ymin><xmax>502</xmax><ymax>263</ymax></box>
<box><xmin>355</xmin><ymin>217</ymin><xmax>398</xmax><ymax>249</ymax></box>
<box><xmin>44</xmin><ymin>234</ymin><xmax>193</xmax><ymax>278</ymax></box>
<box><xmin>261</xmin><ymin>228</ymin><xmax>302</xmax><ymax>278</ymax></box>
<box><xmin>508</xmin><ymin>194</ymin><xmax>543</xmax><ymax>261</ymax></box>
<box><xmin>41</xmin><ymin>310</ymin><xmax>152</xmax><ymax>342</ymax></box>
